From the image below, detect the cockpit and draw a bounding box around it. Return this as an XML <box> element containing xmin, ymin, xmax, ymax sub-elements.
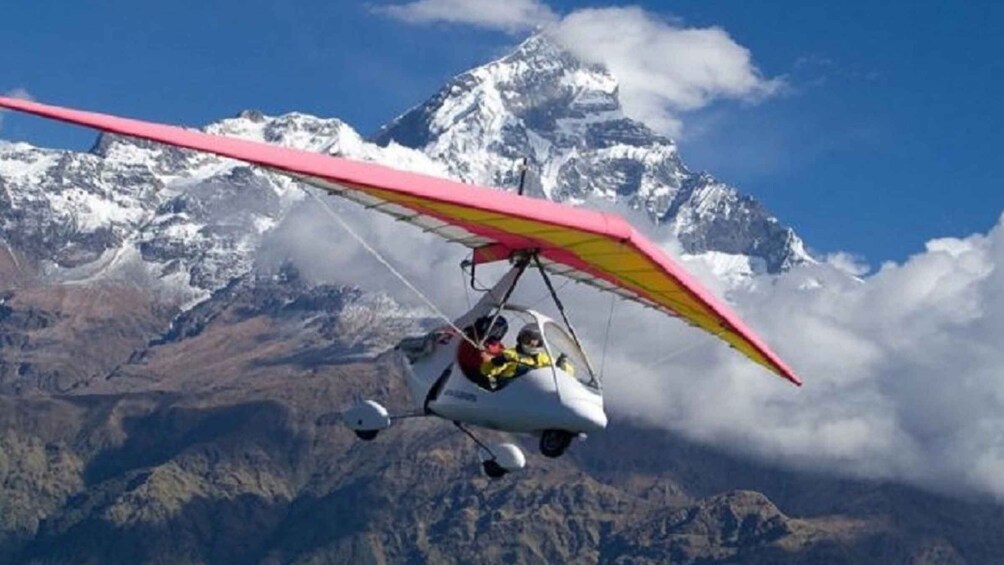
<box><xmin>456</xmin><ymin>305</ymin><xmax>600</xmax><ymax>391</ymax></box>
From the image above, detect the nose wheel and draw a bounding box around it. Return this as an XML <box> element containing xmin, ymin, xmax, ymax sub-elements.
<box><xmin>539</xmin><ymin>429</ymin><xmax>574</xmax><ymax>458</ymax></box>
<box><xmin>452</xmin><ymin>422</ymin><xmax>527</xmax><ymax>479</ymax></box>
<box><xmin>482</xmin><ymin>459</ymin><xmax>508</xmax><ymax>479</ymax></box>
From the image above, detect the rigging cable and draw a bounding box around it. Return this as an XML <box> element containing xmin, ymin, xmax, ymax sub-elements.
<box><xmin>647</xmin><ymin>326</ymin><xmax>729</xmax><ymax>368</ymax></box>
<box><xmin>307</xmin><ymin>189</ymin><xmax>480</xmax><ymax>349</ymax></box>
<box><xmin>531</xmin><ymin>254</ymin><xmax>598</xmax><ymax>379</ymax></box>
<box><xmin>599</xmin><ymin>292</ymin><xmax>617</xmax><ymax>380</ymax></box>
<box><xmin>477</xmin><ymin>258</ymin><xmax>528</xmax><ymax>348</ymax></box>
<box><xmin>525</xmin><ymin>278</ymin><xmax>572</xmax><ymax>309</ymax></box>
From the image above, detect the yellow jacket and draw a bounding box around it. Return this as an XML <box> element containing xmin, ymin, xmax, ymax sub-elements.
<box><xmin>480</xmin><ymin>348</ymin><xmax>552</xmax><ymax>380</ymax></box>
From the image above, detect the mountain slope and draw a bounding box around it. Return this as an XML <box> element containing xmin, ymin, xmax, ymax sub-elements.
<box><xmin>374</xmin><ymin>34</ymin><xmax>809</xmax><ymax>273</ymax></box>
<box><xmin>3</xmin><ymin>277</ymin><xmax>1002</xmax><ymax>564</ymax></box>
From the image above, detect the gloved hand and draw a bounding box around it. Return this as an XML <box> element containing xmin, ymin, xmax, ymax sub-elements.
<box><xmin>556</xmin><ymin>353</ymin><xmax>568</xmax><ymax>367</ymax></box>
<box><xmin>491</xmin><ymin>355</ymin><xmax>507</xmax><ymax>367</ymax></box>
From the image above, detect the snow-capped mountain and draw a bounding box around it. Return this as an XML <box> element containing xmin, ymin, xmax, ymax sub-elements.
<box><xmin>1</xmin><ymin>33</ymin><xmax>808</xmax><ymax>316</ymax></box>
<box><xmin>0</xmin><ymin>113</ymin><xmax>448</xmax><ymax>308</ymax></box>
<box><xmin>374</xmin><ymin>34</ymin><xmax>809</xmax><ymax>273</ymax></box>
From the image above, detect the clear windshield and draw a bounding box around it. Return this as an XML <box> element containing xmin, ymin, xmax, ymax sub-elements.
<box><xmin>542</xmin><ymin>321</ymin><xmax>599</xmax><ymax>389</ymax></box>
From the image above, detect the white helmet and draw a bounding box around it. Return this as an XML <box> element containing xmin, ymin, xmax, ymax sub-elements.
<box><xmin>516</xmin><ymin>324</ymin><xmax>544</xmax><ymax>356</ymax></box>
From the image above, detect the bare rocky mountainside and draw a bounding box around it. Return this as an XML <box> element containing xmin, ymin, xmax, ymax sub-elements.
<box><xmin>2</xmin><ymin>35</ymin><xmax>1003</xmax><ymax>564</ymax></box>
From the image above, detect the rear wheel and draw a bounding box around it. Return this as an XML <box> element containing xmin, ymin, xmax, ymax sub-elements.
<box><xmin>539</xmin><ymin>429</ymin><xmax>574</xmax><ymax>458</ymax></box>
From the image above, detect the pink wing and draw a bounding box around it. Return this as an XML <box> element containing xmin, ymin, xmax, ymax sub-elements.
<box><xmin>0</xmin><ymin>96</ymin><xmax>801</xmax><ymax>385</ymax></box>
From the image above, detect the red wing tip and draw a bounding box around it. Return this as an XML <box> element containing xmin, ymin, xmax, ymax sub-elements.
<box><xmin>772</xmin><ymin>362</ymin><xmax>802</xmax><ymax>387</ymax></box>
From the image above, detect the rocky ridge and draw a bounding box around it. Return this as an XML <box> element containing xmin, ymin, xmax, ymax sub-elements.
<box><xmin>375</xmin><ymin>34</ymin><xmax>809</xmax><ymax>273</ymax></box>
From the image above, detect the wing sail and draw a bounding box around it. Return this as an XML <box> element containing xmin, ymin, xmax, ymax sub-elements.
<box><xmin>0</xmin><ymin>96</ymin><xmax>801</xmax><ymax>386</ymax></box>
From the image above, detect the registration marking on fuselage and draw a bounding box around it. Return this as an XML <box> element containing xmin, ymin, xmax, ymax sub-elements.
<box><xmin>443</xmin><ymin>389</ymin><xmax>477</xmax><ymax>403</ymax></box>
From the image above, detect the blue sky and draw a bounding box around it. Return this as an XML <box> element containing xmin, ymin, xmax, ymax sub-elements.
<box><xmin>2</xmin><ymin>0</ymin><xmax>1002</xmax><ymax>266</ymax></box>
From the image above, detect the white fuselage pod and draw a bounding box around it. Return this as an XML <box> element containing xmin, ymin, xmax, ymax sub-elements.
<box><xmin>426</xmin><ymin>364</ymin><xmax>607</xmax><ymax>434</ymax></box>
<box><xmin>397</xmin><ymin>265</ymin><xmax>607</xmax><ymax>435</ymax></box>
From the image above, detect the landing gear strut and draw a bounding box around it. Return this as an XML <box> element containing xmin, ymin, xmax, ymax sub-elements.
<box><xmin>539</xmin><ymin>429</ymin><xmax>574</xmax><ymax>458</ymax></box>
<box><xmin>454</xmin><ymin>422</ymin><xmax>526</xmax><ymax>479</ymax></box>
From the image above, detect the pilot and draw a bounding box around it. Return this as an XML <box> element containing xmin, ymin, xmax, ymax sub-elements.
<box><xmin>457</xmin><ymin>315</ymin><xmax>508</xmax><ymax>386</ymax></box>
<box><xmin>481</xmin><ymin>324</ymin><xmax>572</xmax><ymax>389</ymax></box>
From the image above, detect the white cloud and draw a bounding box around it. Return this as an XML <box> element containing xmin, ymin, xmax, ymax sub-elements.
<box><xmin>374</xmin><ymin>0</ymin><xmax>557</xmax><ymax>32</ymax></box>
<box><xmin>591</xmin><ymin>213</ymin><xmax>1004</xmax><ymax>499</ymax></box>
<box><xmin>377</xmin><ymin>2</ymin><xmax>780</xmax><ymax>136</ymax></box>
<box><xmin>266</xmin><ymin>189</ymin><xmax>1004</xmax><ymax>500</ymax></box>
<box><xmin>0</xmin><ymin>88</ymin><xmax>34</xmax><ymax>132</ymax></box>
<box><xmin>825</xmin><ymin>251</ymin><xmax>870</xmax><ymax>277</ymax></box>
<box><xmin>257</xmin><ymin>186</ymin><xmax>476</xmax><ymax>312</ymax></box>
<box><xmin>3</xmin><ymin>88</ymin><xmax>33</xmax><ymax>101</ymax></box>
<box><xmin>546</xmin><ymin>8</ymin><xmax>781</xmax><ymax>136</ymax></box>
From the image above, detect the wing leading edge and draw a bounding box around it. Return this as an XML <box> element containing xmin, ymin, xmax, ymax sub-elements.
<box><xmin>0</xmin><ymin>96</ymin><xmax>802</xmax><ymax>386</ymax></box>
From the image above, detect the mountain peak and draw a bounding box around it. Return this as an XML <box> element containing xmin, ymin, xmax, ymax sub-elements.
<box><xmin>373</xmin><ymin>33</ymin><xmax>633</xmax><ymax>169</ymax></box>
<box><xmin>373</xmin><ymin>35</ymin><xmax>809</xmax><ymax>273</ymax></box>
<box><xmin>499</xmin><ymin>32</ymin><xmax>603</xmax><ymax>80</ymax></box>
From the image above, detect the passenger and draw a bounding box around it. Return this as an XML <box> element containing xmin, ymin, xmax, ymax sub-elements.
<box><xmin>481</xmin><ymin>324</ymin><xmax>563</xmax><ymax>389</ymax></box>
<box><xmin>456</xmin><ymin>315</ymin><xmax>508</xmax><ymax>386</ymax></box>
